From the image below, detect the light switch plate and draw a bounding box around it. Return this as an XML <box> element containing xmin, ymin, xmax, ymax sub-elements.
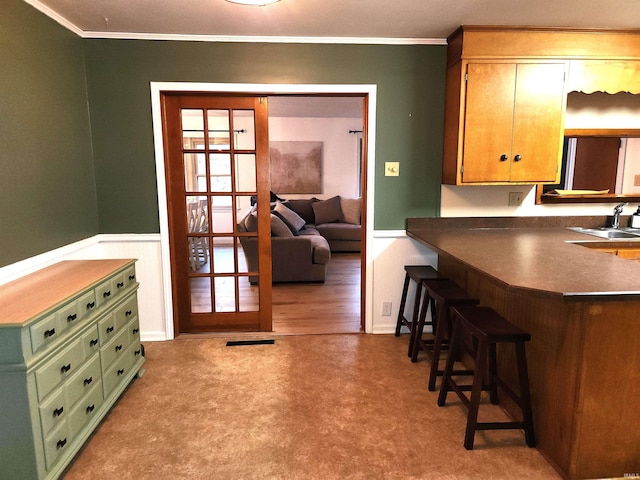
<box><xmin>385</xmin><ymin>162</ymin><xmax>399</xmax><ymax>176</ymax></box>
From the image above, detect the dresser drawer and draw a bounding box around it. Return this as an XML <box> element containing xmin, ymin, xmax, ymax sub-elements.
<box><xmin>39</xmin><ymin>388</ymin><xmax>67</xmax><ymax>437</ymax></box>
<box><xmin>97</xmin><ymin>313</ymin><xmax>117</xmax><ymax>345</ymax></box>
<box><xmin>65</xmin><ymin>353</ymin><xmax>101</xmax><ymax>408</ymax></box>
<box><xmin>94</xmin><ymin>278</ymin><xmax>115</xmax><ymax>308</ymax></box>
<box><xmin>100</xmin><ymin>327</ymin><xmax>129</xmax><ymax>372</ymax></box>
<box><xmin>129</xmin><ymin>339</ymin><xmax>144</xmax><ymax>366</ymax></box>
<box><xmin>124</xmin><ymin>265</ymin><xmax>137</xmax><ymax>287</ymax></box>
<box><xmin>113</xmin><ymin>272</ymin><xmax>127</xmax><ymax>296</ymax></box>
<box><xmin>76</xmin><ymin>290</ymin><xmax>97</xmax><ymax>320</ymax></box>
<box><xmin>43</xmin><ymin>420</ymin><xmax>71</xmax><ymax>470</ymax></box>
<box><xmin>68</xmin><ymin>381</ymin><xmax>104</xmax><ymax>439</ymax></box>
<box><xmin>35</xmin><ymin>339</ymin><xmax>83</xmax><ymax>401</ymax></box>
<box><xmin>114</xmin><ymin>296</ymin><xmax>138</xmax><ymax>331</ymax></box>
<box><xmin>30</xmin><ymin>313</ymin><xmax>59</xmax><ymax>354</ymax></box>
<box><xmin>80</xmin><ymin>325</ymin><xmax>100</xmax><ymax>360</ymax></box>
<box><xmin>102</xmin><ymin>352</ymin><xmax>131</xmax><ymax>399</ymax></box>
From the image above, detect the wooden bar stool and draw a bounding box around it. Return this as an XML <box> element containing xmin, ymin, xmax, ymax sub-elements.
<box><xmin>394</xmin><ymin>266</ymin><xmax>443</xmax><ymax>357</ymax></box>
<box><xmin>411</xmin><ymin>279</ymin><xmax>479</xmax><ymax>379</ymax></box>
<box><xmin>437</xmin><ymin>305</ymin><xmax>536</xmax><ymax>450</ymax></box>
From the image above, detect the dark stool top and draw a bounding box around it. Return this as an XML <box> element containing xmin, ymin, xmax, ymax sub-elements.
<box><xmin>404</xmin><ymin>265</ymin><xmax>440</xmax><ymax>282</ymax></box>
<box><xmin>452</xmin><ymin>306</ymin><xmax>531</xmax><ymax>342</ymax></box>
<box><xmin>423</xmin><ymin>279</ymin><xmax>478</xmax><ymax>304</ymax></box>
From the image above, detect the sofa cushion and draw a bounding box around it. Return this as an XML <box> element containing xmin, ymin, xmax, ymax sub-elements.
<box><xmin>340</xmin><ymin>197</ymin><xmax>361</xmax><ymax>225</ymax></box>
<box><xmin>312</xmin><ymin>195</ymin><xmax>343</xmax><ymax>225</ymax></box>
<box><xmin>316</xmin><ymin>223</ymin><xmax>361</xmax><ymax>242</ymax></box>
<box><xmin>283</xmin><ymin>198</ymin><xmax>318</xmax><ymax>224</ymax></box>
<box><xmin>273</xmin><ymin>201</ymin><xmax>306</xmax><ymax>232</ymax></box>
<box><xmin>307</xmin><ymin>235</ymin><xmax>331</xmax><ymax>264</ymax></box>
<box><xmin>270</xmin><ymin>214</ymin><xmax>294</xmax><ymax>237</ymax></box>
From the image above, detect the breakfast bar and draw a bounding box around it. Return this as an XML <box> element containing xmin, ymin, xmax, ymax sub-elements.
<box><xmin>406</xmin><ymin>216</ymin><xmax>640</xmax><ymax>480</ymax></box>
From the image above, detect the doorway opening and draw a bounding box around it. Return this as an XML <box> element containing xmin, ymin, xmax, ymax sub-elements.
<box><xmin>151</xmin><ymin>83</ymin><xmax>377</xmax><ymax>339</ymax></box>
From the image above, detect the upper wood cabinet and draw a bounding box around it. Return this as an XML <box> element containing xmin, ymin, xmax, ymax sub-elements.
<box><xmin>441</xmin><ymin>26</ymin><xmax>640</xmax><ymax>186</ymax></box>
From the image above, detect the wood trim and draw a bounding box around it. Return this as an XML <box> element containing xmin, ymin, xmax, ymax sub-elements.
<box><xmin>564</xmin><ymin>128</ymin><xmax>640</xmax><ymax>137</ymax></box>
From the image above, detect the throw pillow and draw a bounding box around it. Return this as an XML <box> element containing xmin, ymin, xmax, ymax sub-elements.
<box><xmin>282</xmin><ymin>199</ymin><xmax>318</xmax><ymax>224</ymax></box>
<box><xmin>274</xmin><ymin>201</ymin><xmax>306</xmax><ymax>232</ymax></box>
<box><xmin>272</xmin><ymin>211</ymin><xmax>300</xmax><ymax>236</ymax></box>
<box><xmin>244</xmin><ymin>211</ymin><xmax>258</xmax><ymax>232</ymax></box>
<box><xmin>340</xmin><ymin>197</ymin><xmax>361</xmax><ymax>225</ymax></box>
<box><xmin>270</xmin><ymin>214</ymin><xmax>294</xmax><ymax>237</ymax></box>
<box><xmin>312</xmin><ymin>195</ymin><xmax>343</xmax><ymax>225</ymax></box>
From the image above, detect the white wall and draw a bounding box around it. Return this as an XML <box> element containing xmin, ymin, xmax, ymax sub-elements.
<box><xmin>268</xmin><ymin>116</ymin><xmax>362</xmax><ymax>200</ymax></box>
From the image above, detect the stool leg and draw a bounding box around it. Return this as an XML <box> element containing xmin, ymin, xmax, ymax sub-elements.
<box><xmin>437</xmin><ymin>317</ymin><xmax>461</xmax><ymax>407</ymax></box>
<box><xmin>427</xmin><ymin>301</ymin><xmax>448</xmax><ymax>391</ymax></box>
<box><xmin>488</xmin><ymin>343</ymin><xmax>499</xmax><ymax>405</ymax></box>
<box><xmin>407</xmin><ymin>281</ymin><xmax>424</xmax><ymax>357</ymax></box>
<box><xmin>410</xmin><ymin>290</ymin><xmax>432</xmax><ymax>363</ymax></box>
<box><xmin>515</xmin><ymin>342</ymin><xmax>536</xmax><ymax>448</ymax></box>
<box><xmin>395</xmin><ymin>273</ymin><xmax>411</xmax><ymax>336</ymax></box>
<box><xmin>464</xmin><ymin>337</ymin><xmax>489</xmax><ymax>450</ymax></box>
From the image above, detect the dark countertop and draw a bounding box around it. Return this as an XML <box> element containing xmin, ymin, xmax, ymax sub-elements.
<box><xmin>406</xmin><ymin>216</ymin><xmax>640</xmax><ymax>299</ymax></box>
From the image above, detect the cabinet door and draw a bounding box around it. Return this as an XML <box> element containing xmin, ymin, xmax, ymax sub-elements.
<box><xmin>462</xmin><ymin>63</ymin><xmax>516</xmax><ymax>183</ymax></box>
<box><xmin>616</xmin><ymin>248</ymin><xmax>640</xmax><ymax>260</ymax></box>
<box><xmin>510</xmin><ymin>63</ymin><xmax>566</xmax><ymax>182</ymax></box>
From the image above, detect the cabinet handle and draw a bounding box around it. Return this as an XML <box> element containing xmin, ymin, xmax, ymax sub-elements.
<box><xmin>134</xmin><ymin>349</ymin><xmax>141</xmax><ymax>356</ymax></box>
<box><xmin>56</xmin><ymin>438</ymin><xmax>67</xmax><ymax>450</ymax></box>
<box><xmin>129</xmin><ymin>275</ymin><xmax>136</xmax><ymax>281</ymax></box>
<box><xmin>67</xmin><ymin>313</ymin><xmax>77</xmax><ymax>323</ymax></box>
<box><xmin>60</xmin><ymin>363</ymin><xmax>71</xmax><ymax>374</ymax></box>
<box><xmin>115</xmin><ymin>344</ymin><xmax>123</xmax><ymax>352</ymax></box>
<box><xmin>53</xmin><ymin>406</ymin><xmax>64</xmax><ymax>417</ymax></box>
<box><xmin>90</xmin><ymin>338</ymin><xmax>99</xmax><ymax>347</ymax></box>
<box><xmin>132</xmin><ymin>328</ymin><xmax>139</xmax><ymax>335</ymax></box>
<box><xmin>103</xmin><ymin>291</ymin><xmax>111</xmax><ymax>298</ymax></box>
<box><xmin>44</xmin><ymin>328</ymin><xmax>56</xmax><ymax>338</ymax></box>
<box><xmin>117</xmin><ymin>368</ymin><xmax>125</xmax><ymax>376</ymax></box>
<box><xmin>106</xmin><ymin>326</ymin><xmax>114</xmax><ymax>334</ymax></box>
<box><xmin>500</xmin><ymin>154</ymin><xmax>508</xmax><ymax>161</ymax></box>
<box><xmin>86</xmin><ymin>404</ymin><xmax>95</xmax><ymax>414</ymax></box>
<box><xmin>117</xmin><ymin>282</ymin><xmax>124</xmax><ymax>289</ymax></box>
<box><xmin>84</xmin><ymin>377</ymin><xmax>93</xmax><ymax>386</ymax></box>
<box><xmin>514</xmin><ymin>154</ymin><xmax>522</xmax><ymax>162</ymax></box>
<box><xmin>87</xmin><ymin>301</ymin><xmax>95</xmax><ymax>310</ymax></box>
<box><xmin>125</xmin><ymin>310</ymin><xmax>133</xmax><ymax>317</ymax></box>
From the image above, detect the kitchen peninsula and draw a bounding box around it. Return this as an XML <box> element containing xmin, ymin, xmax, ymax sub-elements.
<box><xmin>407</xmin><ymin>216</ymin><xmax>640</xmax><ymax>480</ymax></box>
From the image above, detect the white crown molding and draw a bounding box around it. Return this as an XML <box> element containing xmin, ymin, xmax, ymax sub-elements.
<box><xmin>23</xmin><ymin>0</ymin><xmax>84</xmax><ymax>37</ymax></box>
<box><xmin>81</xmin><ymin>31</ymin><xmax>447</xmax><ymax>45</ymax></box>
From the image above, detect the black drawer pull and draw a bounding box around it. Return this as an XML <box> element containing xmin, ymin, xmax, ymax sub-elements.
<box><xmin>86</xmin><ymin>404</ymin><xmax>95</xmax><ymax>414</ymax></box>
<box><xmin>115</xmin><ymin>344</ymin><xmax>123</xmax><ymax>352</ymax></box>
<box><xmin>103</xmin><ymin>290</ymin><xmax>111</xmax><ymax>298</ymax></box>
<box><xmin>60</xmin><ymin>364</ymin><xmax>71</xmax><ymax>374</ymax></box>
<box><xmin>67</xmin><ymin>313</ymin><xmax>77</xmax><ymax>322</ymax></box>
<box><xmin>44</xmin><ymin>328</ymin><xmax>56</xmax><ymax>338</ymax></box>
<box><xmin>514</xmin><ymin>154</ymin><xmax>522</xmax><ymax>162</ymax></box>
<box><xmin>117</xmin><ymin>368</ymin><xmax>125</xmax><ymax>376</ymax></box>
<box><xmin>56</xmin><ymin>438</ymin><xmax>67</xmax><ymax>450</ymax></box>
<box><xmin>125</xmin><ymin>310</ymin><xmax>133</xmax><ymax>317</ymax></box>
<box><xmin>128</xmin><ymin>274</ymin><xmax>135</xmax><ymax>281</ymax></box>
<box><xmin>90</xmin><ymin>338</ymin><xmax>99</xmax><ymax>347</ymax></box>
<box><xmin>117</xmin><ymin>282</ymin><xmax>124</xmax><ymax>288</ymax></box>
<box><xmin>106</xmin><ymin>326</ymin><xmax>114</xmax><ymax>334</ymax></box>
<box><xmin>86</xmin><ymin>301</ymin><xmax>95</xmax><ymax>310</ymax></box>
<box><xmin>134</xmin><ymin>349</ymin><xmax>141</xmax><ymax>356</ymax></box>
<box><xmin>83</xmin><ymin>377</ymin><xmax>93</xmax><ymax>386</ymax></box>
<box><xmin>132</xmin><ymin>328</ymin><xmax>139</xmax><ymax>335</ymax></box>
<box><xmin>53</xmin><ymin>406</ymin><xmax>64</xmax><ymax>417</ymax></box>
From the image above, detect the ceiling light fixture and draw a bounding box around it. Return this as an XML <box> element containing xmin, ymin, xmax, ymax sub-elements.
<box><xmin>225</xmin><ymin>0</ymin><xmax>280</xmax><ymax>5</ymax></box>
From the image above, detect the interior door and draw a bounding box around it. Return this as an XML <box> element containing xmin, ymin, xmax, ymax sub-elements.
<box><xmin>161</xmin><ymin>94</ymin><xmax>272</xmax><ymax>333</ymax></box>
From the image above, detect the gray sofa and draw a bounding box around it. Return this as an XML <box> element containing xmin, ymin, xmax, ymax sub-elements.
<box><xmin>238</xmin><ymin>196</ymin><xmax>361</xmax><ymax>283</ymax></box>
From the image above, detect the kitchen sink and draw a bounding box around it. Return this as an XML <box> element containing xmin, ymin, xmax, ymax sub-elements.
<box><xmin>569</xmin><ymin>227</ymin><xmax>640</xmax><ymax>240</ymax></box>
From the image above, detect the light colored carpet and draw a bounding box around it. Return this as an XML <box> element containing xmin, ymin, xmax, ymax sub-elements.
<box><xmin>62</xmin><ymin>334</ymin><xmax>562</xmax><ymax>480</ymax></box>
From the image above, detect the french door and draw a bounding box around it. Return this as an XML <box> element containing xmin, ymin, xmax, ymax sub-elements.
<box><xmin>161</xmin><ymin>94</ymin><xmax>272</xmax><ymax>333</ymax></box>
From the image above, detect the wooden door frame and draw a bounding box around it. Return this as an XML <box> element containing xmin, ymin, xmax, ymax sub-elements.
<box><xmin>151</xmin><ymin>82</ymin><xmax>377</xmax><ymax>339</ymax></box>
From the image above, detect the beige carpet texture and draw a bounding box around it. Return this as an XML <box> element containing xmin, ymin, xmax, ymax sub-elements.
<box><xmin>62</xmin><ymin>334</ymin><xmax>562</xmax><ymax>480</ymax></box>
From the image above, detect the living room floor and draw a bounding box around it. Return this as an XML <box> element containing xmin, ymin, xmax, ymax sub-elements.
<box><xmin>272</xmin><ymin>253</ymin><xmax>362</xmax><ymax>334</ymax></box>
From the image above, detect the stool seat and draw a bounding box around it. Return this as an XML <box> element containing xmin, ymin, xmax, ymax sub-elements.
<box><xmin>395</xmin><ymin>265</ymin><xmax>443</xmax><ymax>358</ymax></box>
<box><xmin>437</xmin><ymin>305</ymin><xmax>536</xmax><ymax>450</ymax></box>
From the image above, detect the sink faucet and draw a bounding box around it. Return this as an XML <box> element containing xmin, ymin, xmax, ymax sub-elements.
<box><xmin>612</xmin><ymin>202</ymin><xmax>627</xmax><ymax>229</ymax></box>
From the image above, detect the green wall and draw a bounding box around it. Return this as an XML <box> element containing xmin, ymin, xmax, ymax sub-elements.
<box><xmin>0</xmin><ymin>0</ymin><xmax>97</xmax><ymax>267</ymax></box>
<box><xmin>84</xmin><ymin>40</ymin><xmax>446</xmax><ymax>232</ymax></box>
<box><xmin>1</xmin><ymin>1</ymin><xmax>447</xmax><ymax>268</ymax></box>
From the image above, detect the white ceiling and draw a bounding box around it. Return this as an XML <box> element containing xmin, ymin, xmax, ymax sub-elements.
<box><xmin>27</xmin><ymin>0</ymin><xmax>640</xmax><ymax>42</ymax></box>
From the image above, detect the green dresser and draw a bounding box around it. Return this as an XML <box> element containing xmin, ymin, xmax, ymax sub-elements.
<box><xmin>0</xmin><ymin>259</ymin><xmax>145</xmax><ymax>479</ymax></box>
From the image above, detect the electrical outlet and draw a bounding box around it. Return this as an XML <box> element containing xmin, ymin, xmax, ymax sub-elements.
<box><xmin>382</xmin><ymin>301</ymin><xmax>392</xmax><ymax>316</ymax></box>
<box><xmin>508</xmin><ymin>192</ymin><xmax>523</xmax><ymax>206</ymax></box>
